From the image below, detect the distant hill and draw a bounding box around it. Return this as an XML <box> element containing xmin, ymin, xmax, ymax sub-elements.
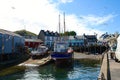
<box><xmin>14</xmin><ymin>30</ymin><xmax>37</xmax><ymax>37</ymax></box>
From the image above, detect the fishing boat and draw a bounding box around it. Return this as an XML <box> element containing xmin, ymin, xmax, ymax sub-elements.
<box><xmin>51</xmin><ymin>13</ymin><xmax>74</xmax><ymax>67</ymax></box>
<box><xmin>51</xmin><ymin>41</ymin><xmax>73</xmax><ymax>67</ymax></box>
<box><xmin>31</xmin><ymin>45</ymin><xmax>48</xmax><ymax>59</ymax></box>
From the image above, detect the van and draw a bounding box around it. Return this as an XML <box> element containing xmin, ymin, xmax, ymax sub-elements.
<box><xmin>115</xmin><ymin>36</ymin><xmax>120</xmax><ymax>62</ymax></box>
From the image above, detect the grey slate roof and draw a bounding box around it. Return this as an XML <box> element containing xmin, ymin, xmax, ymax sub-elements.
<box><xmin>25</xmin><ymin>39</ymin><xmax>43</xmax><ymax>42</ymax></box>
<box><xmin>76</xmin><ymin>36</ymin><xmax>85</xmax><ymax>39</ymax></box>
<box><xmin>84</xmin><ymin>35</ymin><xmax>97</xmax><ymax>40</ymax></box>
<box><xmin>41</xmin><ymin>30</ymin><xmax>59</xmax><ymax>36</ymax></box>
<box><xmin>0</xmin><ymin>29</ymin><xmax>22</xmax><ymax>37</ymax></box>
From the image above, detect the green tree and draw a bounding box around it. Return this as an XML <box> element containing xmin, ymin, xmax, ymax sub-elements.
<box><xmin>69</xmin><ymin>31</ymin><xmax>76</xmax><ymax>36</ymax></box>
<box><xmin>60</xmin><ymin>31</ymin><xmax>76</xmax><ymax>36</ymax></box>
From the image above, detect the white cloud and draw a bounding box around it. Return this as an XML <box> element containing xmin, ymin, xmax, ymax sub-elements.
<box><xmin>59</xmin><ymin>0</ymin><xmax>73</xmax><ymax>3</ymax></box>
<box><xmin>0</xmin><ymin>0</ymin><xmax>115</xmax><ymax>38</ymax></box>
<box><xmin>64</xmin><ymin>14</ymin><xmax>105</xmax><ymax>37</ymax></box>
<box><xmin>80</xmin><ymin>14</ymin><xmax>115</xmax><ymax>26</ymax></box>
<box><xmin>0</xmin><ymin>0</ymin><xmax>59</xmax><ymax>34</ymax></box>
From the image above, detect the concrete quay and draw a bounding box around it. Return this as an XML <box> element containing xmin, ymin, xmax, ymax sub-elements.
<box><xmin>109</xmin><ymin>58</ymin><xmax>120</xmax><ymax>80</ymax></box>
<box><xmin>108</xmin><ymin>53</ymin><xmax>120</xmax><ymax>80</ymax></box>
<box><xmin>74</xmin><ymin>52</ymin><xmax>102</xmax><ymax>60</ymax></box>
<box><xmin>98</xmin><ymin>51</ymin><xmax>120</xmax><ymax>80</ymax></box>
<box><xmin>98</xmin><ymin>52</ymin><xmax>109</xmax><ymax>80</ymax></box>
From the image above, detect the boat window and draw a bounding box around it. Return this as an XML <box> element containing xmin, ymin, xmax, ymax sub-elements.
<box><xmin>55</xmin><ymin>44</ymin><xmax>66</xmax><ymax>52</ymax></box>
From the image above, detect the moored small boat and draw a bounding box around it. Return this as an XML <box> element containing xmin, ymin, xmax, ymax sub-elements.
<box><xmin>31</xmin><ymin>45</ymin><xmax>48</xmax><ymax>59</ymax></box>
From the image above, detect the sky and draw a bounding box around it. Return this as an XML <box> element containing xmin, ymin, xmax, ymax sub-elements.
<box><xmin>0</xmin><ymin>0</ymin><xmax>120</xmax><ymax>37</ymax></box>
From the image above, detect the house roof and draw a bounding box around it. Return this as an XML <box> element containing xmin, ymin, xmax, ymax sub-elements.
<box><xmin>100</xmin><ymin>33</ymin><xmax>109</xmax><ymax>39</ymax></box>
<box><xmin>84</xmin><ymin>35</ymin><xmax>97</xmax><ymax>39</ymax></box>
<box><xmin>25</xmin><ymin>39</ymin><xmax>43</xmax><ymax>43</ymax></box>
<box><xmin>40</xmin><ymin>30</ymin><xmax>59</xmax><ymax>36</ymax></box>
<box><xmin>0</xmin><ymin>29</ymin><xmax>22</xmax><ymax>37</ymax></box>
<box><xmin>68</xmin><ymin>36</ymin><xmax>85</xmax><ymax>40</ymax></box>
<box><xmin>76</xmin><ymin>36</ymin><xmax>84</xmax><ymax>39</ymax></box>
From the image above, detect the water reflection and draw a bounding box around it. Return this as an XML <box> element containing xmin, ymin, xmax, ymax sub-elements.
<box><xmin>0</xmin><ymin>59</ymin><xmax>100</xmax><ymax>80</ymax></box>
<box><xmin>22</xmin><ymin>67</ymin><xmax>40</xmax><ymax>80</ymax></box>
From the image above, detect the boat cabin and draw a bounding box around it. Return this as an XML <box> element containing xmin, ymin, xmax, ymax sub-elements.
<box><xmin>54</xmin><ymin>42</ymin><xmax>68</xmax><ymax>53</ymax></box>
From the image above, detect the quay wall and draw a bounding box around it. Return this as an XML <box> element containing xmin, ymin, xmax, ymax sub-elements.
<box><xmin>98</xmin><ymin>52</ymin><xmax>110</xmax><ymax>80</ymax></box>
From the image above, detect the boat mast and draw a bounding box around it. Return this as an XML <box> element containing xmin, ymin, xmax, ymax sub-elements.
<box><xmin>58</xmin><ymin>14</ymin><xmax>61</xmax><ymax>41</ymax></box>
<box><xmin>63</xmin><ymin>12</ymin><xmax>66</xmax><ymax>33</ymax></box>
<box><xmin>59</xmin><ymin>14</ymin><xmax>61</xmax><ymax>34</ymax></box>
<box><xmin>64</xmin><ymin>12</ymin><xmax>67</xmax><ymax>41</ymax></box>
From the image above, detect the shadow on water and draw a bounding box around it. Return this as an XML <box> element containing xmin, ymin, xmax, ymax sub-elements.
<box><xmin>0</xmin><ymin>59</ymin><xmax>100</xmax><ymax>80</ymax></box>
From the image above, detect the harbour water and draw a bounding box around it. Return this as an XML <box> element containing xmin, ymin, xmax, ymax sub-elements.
<box><xmin>0</xmin><ymin>59</ymin><xmax>100</xmax><ymax>80</ymax></box>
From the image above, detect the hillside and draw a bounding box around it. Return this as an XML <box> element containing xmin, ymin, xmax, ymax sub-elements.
<box><xmin>14</xmin><ymin>30</ymin><xmax>37</xmax><ymax>37</ymax></box>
